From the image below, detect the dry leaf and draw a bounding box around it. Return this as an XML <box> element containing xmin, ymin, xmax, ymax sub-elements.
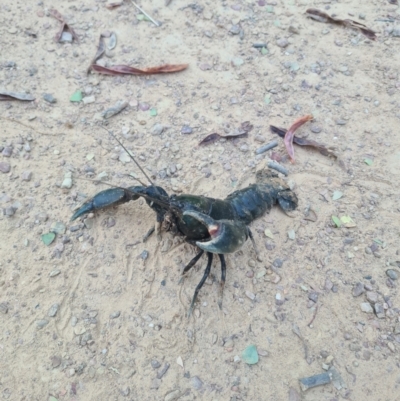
<box><xmin>0</xmin><ymin>91</ymin><xmax>35</xmax><ymax>101</ymax></box>
<box><xmin>49</xmin><ymin>8</ymin><xmax>79</xmax><ymax>43</ymax></box>
<box><xmin>199</xmin><ymin>121</ymin><xmax>252</xmax><ymax>145</ymax></box>
<box><xmin>270</xmin><ymin>125</ymin><xmax>337</xmax><ymax>159</ymax></box>
<box><xmin>282</xmin><ymin>115</ymin><xmax>313</xmax><ymax>162</ymax></box>
<box><xmin>90</xmin><ymin>63</ymin><xmax>188</xmax><ymax>75</ymax></box>
<box><xmin>306</xmin><ymin>9</ymin><xmax>377</xmax><ymax>40</ymax></box>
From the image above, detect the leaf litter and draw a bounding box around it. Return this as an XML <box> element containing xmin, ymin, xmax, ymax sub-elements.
<box><xmin>306</xmin><ymin>9</ymin><xmax>377</xmax><ymax>41</ymax></box>
<box><xmin>0</xmin><ymin>91</ymin><xmax>35</xmax><ymax>101</ymax></box>
<box><xmin>199</xmin><ymin>121</ymin><xmax>253</xmax><ymax>145</ymax></box>
<box><xmin>88</xmin><ymin>34</ymin><xmax>188</xmax><ymax>76</ymax></box>
<box><xmin>270</xmin><ymin>120</ymin><xmax>337</xmax><ymax>161</ymax></box>
<box><xmin>49</xmin><ymin>9</ymin><xmax>79</xmax><ymax>43</ymax></box>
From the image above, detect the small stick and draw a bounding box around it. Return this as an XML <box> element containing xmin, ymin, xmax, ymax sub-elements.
<box><xmin>307</xmin><ymin>303</ymin><xmax>320</xmax><ymax>327</ymax></box>
<box><xmin>267</xmin><ymin>161</ymin><xmax>288</xmax><ymax>176</ymax></box>
<box><xmin>255</xmin><ymin>140</ymin><xmax>278</xmax><ymax>155</ymax></box>
<box><xmin>130</xmin><ymin>0</ymin><xmax>160</xmax><ymax>26</ymax></box>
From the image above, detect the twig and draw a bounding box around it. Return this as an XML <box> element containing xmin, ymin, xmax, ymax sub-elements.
<box><xmin>267</xmin><ymin>161</ymin><xmax>288</xmax><ymax>176</ymax></box>
<box><xmin>307</xmin><ymin>303</ymin><xmax>320</xmax><ymax>327</ymax></box>
<box><xmin>0</xmin><ymin>117</ymin><xmax>65</xmax><ymax>136</ymax></box>
<box><xmin>255</xmin><ymin>140</ymin><xmax>278</xmax><ymax>155</ymax></box>
<box><xmin>130</xmin><ymin>0</ymin><xmax>160</xmax><ymax>26</ymax></box>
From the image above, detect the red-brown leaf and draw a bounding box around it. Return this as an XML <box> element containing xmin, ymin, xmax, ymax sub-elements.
<box><xmin>90</xmin><ymin>63</ymin><xmax>188</xmax><ymax>75</ymax></box>
<box><xmin>270</xmin><ymin>124</ymin><xmax>337</xmax><ymax>158</ymax></box>
<box><xmin>283</xmin><ymin>115</ymin><xmax>313</xmax><ymax>162</ymax></box>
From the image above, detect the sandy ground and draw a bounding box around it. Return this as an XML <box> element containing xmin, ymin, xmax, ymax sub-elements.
<box><xmin>1</xmin><ymin>0</ymin><xmax>400</xmax><ymax>400</ymax></box>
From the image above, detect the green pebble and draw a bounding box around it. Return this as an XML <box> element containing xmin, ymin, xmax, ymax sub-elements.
<box><xmin>264</xmin><ymin>94</ymin><xmax>271</xmax><ymax>105</ymax></box>
<box><xmin>70</xmin><ymin>90</ymin><xmax>82</xmax><ymax>102</ymax></box>
<box><xmin>266</xmin><ymin>6</ymin><xmax>274</xmax><ymax>13</ymax></box>
<box><xmin>42</xmin><ymin>232</ymin><xmax>56</xmax><ymax>246</ymax></box>
<box><xmin>364</xmin><ymin>158</ymin><xmax>373</xmax><ymax>166</ymax></box>
<box><xmin>242</xmin><ymin>345</ymin><xmax>259</xmax><ymax>365</ymax></box>
<box><xmin>261</xmin><ymin>47</ymin><xmax>268</xmax><ymax>55</ymax></box>
<box><xmin>150</xmin><ymin>108</ymin><xmax>157</xmax><ymax>116</ymax></box>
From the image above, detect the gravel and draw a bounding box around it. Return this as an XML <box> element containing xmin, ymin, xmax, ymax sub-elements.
<box><xmin>0</xmin><ymin>162</ymin><xmax>11</xmax><ymax>173</ymax></box>
<box><xmin>48</xmin><ymin>304</ymin><xmax>59</xmax><ymax>317</ymax></box>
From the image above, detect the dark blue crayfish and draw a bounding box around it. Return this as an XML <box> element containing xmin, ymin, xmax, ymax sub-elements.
<box><xmin>71</xmin><ymin>137</ymin><xmax>298</xmax><ymax>315</ymax></box>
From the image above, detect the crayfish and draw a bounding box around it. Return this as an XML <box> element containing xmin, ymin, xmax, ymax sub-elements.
<box><xmin>71</xmin><ymin>133</ymin><xmax>298</xmax><ymax>315</ymax></box>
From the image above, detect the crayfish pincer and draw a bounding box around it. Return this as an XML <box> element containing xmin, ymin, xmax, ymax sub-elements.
<box><xmin>71</xmin><ymin>168</ymin><xmax>298</xmax><ymax>316</ymax></box>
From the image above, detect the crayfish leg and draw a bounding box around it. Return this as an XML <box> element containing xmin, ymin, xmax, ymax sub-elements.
<box><xmin>248</xmin><ymin>228</ymin><xmax>262</xmax><ymax>261</ymax></box>
<box><xmin>218</xmin><ymin>254</ymin><xmax>226</xmax><ymax>310</ymax></box>
<box><xmin>188</xmin><ymin>252</ymin><xmax>213</xmax><ymax>317</ymax></box>
<box><xmin>178</xmin><ymin>250</ymin><xmax>204</xmax><ymax>284</ymax></box>
<box><xmin>143</xmin><ymin>225</ymin><xmax>155</xmax><ymax>242</ymax></box>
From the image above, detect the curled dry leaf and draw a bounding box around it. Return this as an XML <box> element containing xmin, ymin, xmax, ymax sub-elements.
<box><xmin>49</xmin><ymin>8</ymin><xmax>79</xmax><ymax>43</ymax></box>
<box><xmin>90</xmin><ymin>63</ymin><xmax>188</xmax><ymax>75</ymax></box>
<box><xmin>270</xmin><ymin>124</ymin><xmax>337</xmax><ymax>159</ymax></box>
<box><xmin>306</xmin><ymin>9</ymin><xmax>376</xmax><ymax>40</ymax></box>
<box><xmin>0</xmin><ymin>91</ymin><xmax>35</xmax><ymax>101</ymax></box>
<box><xmin>282</xmin><ymin>115</ymin><xmax>313</xmax><ymax>162</ymax></box>
<box><xmin>87</xmin><ymin>34</ymin><xmax>106</xmax><ymax>74</ymax></box>
<box><xmin>199</xmin><ymin>121</ymin><xmax>253</xmax><ymax>145</ymax></box>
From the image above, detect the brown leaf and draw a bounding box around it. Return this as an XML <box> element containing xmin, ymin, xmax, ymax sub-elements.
<box><xmin>270</xmin><ymin>124</ymin><xmax>337</xmax><ymax>159</ymax></box>
<box><xmin>306</xmin><ymin>9</ymin><xmax>377</xmax><ymax>40</ymax></box>
<box><xmin>283</xmin><ymin>115</ymin><xmax>313</xmax><ymax>162</ymax></box>
<box><xmin>199</xmin><ymin>133</ymin><xmax>221</xmax><ymax>145</ymax></box>
<box><xmin>199</xmin><ymin>122</ymin><xmax>251</xmax><ymax>145</ymax></box>
<box><xmin>88</xmin><ymin>34</ymin><xmax>107</xmax><ymax>74</ymax></box>
<box><xmin>90</xmin><ymin>63</ymin><xmax>188</xmax><ymax>75</ymax></box>
<box><xmin>106</xmin><ymin>1</ymin><xmax>124</xmax><ymax>9</ymax></box>
<box><xmin>0</xmin><ymin>91</ymin><xmax>35</xmax><ymax>101</ymax></box>
<box><xmin>49</xmin><ymin>8</ymin><xmax>79</xmax><ymax>43</ymax></box>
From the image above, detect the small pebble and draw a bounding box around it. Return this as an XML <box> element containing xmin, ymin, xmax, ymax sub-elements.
<box><xmin>60</xmin><ymin>31</ymin><xmax>73</xmax><ymax>43</ymax></box>
<box><xmin>386</xmin><ymin>269</ymin><xmax>398</xmax><ymax>280</ymax></box>
<box><xmin>336</xmin><ymin>119</ymin><xmax>347</xmax><ymax>125</ymax></box>
<box><xmin>82</xmin><ymin>96</ymin><xmax>95</xmax><ymax>104</ymax></box>
<box><xmin>308</xmin><ymin>292</ymin><xmax>318</xmax><ymax>303</ymax></box>
<box><xmin>0</xmin><ymin>162</ymin><xmax>11</xmax><ymax>174</ymax></box>
<box><xmin>374</xmin><ymin>303</ymin><xmax>385</xmax><ymax>318</ymax></box>
<box><xmin>310</xmin><ymin>125</ymin><xmax>322</xmax><ymax>133</ymax></box>
<box><xmin>151</xmin><ymin>359</ymin><xmax>161</xmax><ymax>369</ymax></box>
<box><xmin>276</xmin><ymin>38</ymin><xmax>289</xmax><ymax>48</ymax></box>
<box><xmin>21</xmin><ymin>171</ymin><xmax>32</xmax><ymax>181</ymax></box>
<box><xmin>43</xmin><ymin>93</ymin><xmax>56</xmax><ymax>104</ymax></box>
<box><xmin>151</xmin><ymin>123</ymin><xmax>164</xmax><ymax>135</ymax></box>
<box><xmin>245</xmin><ymin>291</ymin><xmax>256</xmax><ymax>300</ymax></box>
<box><xmin>3</xmin><ymin>206</ymin><xmax>16</xmax><ymax>216</ymax></box>
<box><xmin>366</xmin><ymin>291</ymin><xmax>378</xmax><ymax>303</ymax></box>
<box><xmin>360</xmin><ymin>302</ymin><xmax>373</xmax><ymax>313</ymax></box>
<box><xmin>2</xmin><ymin>147</ymin><xmax>12</xmax><ymax>157</ymax></box>
<box><xmin>110</xmin><ymin>311</ymin><xmax>121</xmax><ymax>319</ymax></box>
<box><xmin>48</xmin><ymin>303</ymin><xmax>59</xmax><ymax>317</ymax></box>
<box><xmin>273</xmin><ymin>258</ymin><xmax>283</xmax><ymax>268</ymax></box>
<box><xmin>181</xmin><ymin>125</ymin><xmax>193</xmax><ymax>135</ymax></box>
<box><xmin>36</xmin><ymin>319</ymin><xmax>49</xmax><ymax>329</ymax></box>
<box><xmin>352</xmin><ymin>282</ymin><xmax>365</xmax><ymax>297</ymax></box>
<box><xmin>231</xmin><ymin>57</ymin><xmax>244</xmax><ymax>67</ymax></box>
<box><xmin>191</xmin><ymin>376</ymin><xmax>203</xmax><ymax>390</ymax></box>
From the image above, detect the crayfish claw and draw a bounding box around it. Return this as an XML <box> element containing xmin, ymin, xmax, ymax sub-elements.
<box><xmin>183</xmin><ymin>211</ymin><xmax>249</xmax><ymax>254</ymax></box>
